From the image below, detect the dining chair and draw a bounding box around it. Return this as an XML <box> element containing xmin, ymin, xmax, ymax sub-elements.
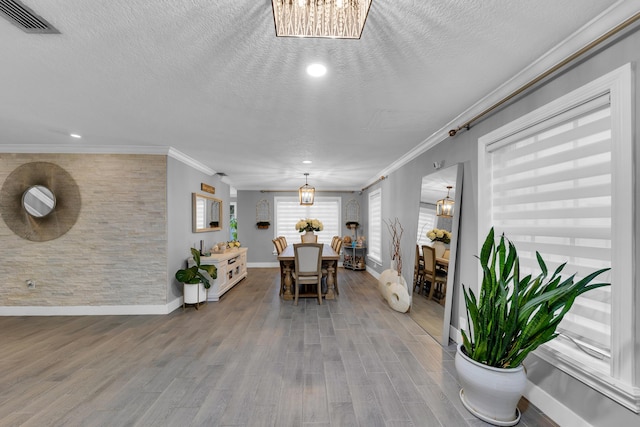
<box><xmin>330</xmin><ymin>236</ymin><xmax>339</xmax><ymax>251</ymax></box>
<box><xmin>273</xmin><ymin>238</ymin><xmax>286</xmax><ymax>295</ymax></box>
<box><xmin>414</xmin><ymin>244</ymin><xmax>425</xmax><ymax>294</ymax></box>
<box><xmin>278</xmin><ymin>236</ymin><xmax>288</xmax><ymax>248</ymax></box>
<box><xmin>332</xmin><ymin>238</ymin><xmax>343</xmax><ymax>295</ymax></box>
<box><xmin>292</xmin><ymin>243</ymin><xmax>323</xmax><ymax>305</ymax></box>
<box><xmin>422</xmin><ymin>245</ymin><xmax>447</xmax><ymax>304</ymax></box>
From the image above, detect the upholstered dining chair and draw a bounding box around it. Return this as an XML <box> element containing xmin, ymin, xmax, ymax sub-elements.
<box><xmin>332</xmin><ymin>238</ymin><xmax>343</xmax><ymax>295</ymax></box>
<box><xmin>301</xmin><ymin>233</ymin><xmax>318</xmax><ymax>243</ymax></box>
<box><xmin>422</xmin><ymin>245</ymin><xmax>448</xmax><ymax>304</ymax></box>
<box><xmin>292</xmin><ymin>243</ymin><xmax>323</xmax><ymax>305</ymax></box>
<box><xmin>273</xmin><ymin>238</ymin><xmax>286</xmax><ymax>295</ymax></box>
<box><xmin>278</xmin><ymin>236</ymin><xmax>288</xmax><ymax>249</ymax></box>
<box><xmin>273</xmin><ymin>238</ymin><xmax>284</xmax><ymax>255</ymax></box>
<box><xmin>414</xmin><ymin>244</ymin><xmax>425</xmax><ymax>294</ymax></box>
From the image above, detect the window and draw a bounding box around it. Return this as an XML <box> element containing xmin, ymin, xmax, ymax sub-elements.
<box><xmin>274</xmin><ymin>197</ymin><xmax>341</xmax><ymax>246</ymax></box>
<box><xmin>368</xmin><ymin>189</ymin><xmax>382</xmax><ymax>263</ymax></box>
<box><xmin>416</xmin><ymin>205</ymin><xmax>437</xmax><ymax>248</ymax></box>
<box><xmin>478</xmin><ymin>64</ymin><xmax>636</xmax><ymax>410</ymax></box>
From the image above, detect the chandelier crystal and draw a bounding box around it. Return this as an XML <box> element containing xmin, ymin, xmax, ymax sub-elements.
<box><xmin>272</xmin><ymin>0</ymin><xmax>372</xmax><ymax>39</ymax></box>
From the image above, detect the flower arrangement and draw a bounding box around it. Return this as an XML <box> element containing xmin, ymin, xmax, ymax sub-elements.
<box><xmin>296</xmin><ymin>218</ymin><xmax>323</xmax><ymax>232</ymax></box>
<box><xmin>427</xmin><ymin>228</ymin><xmax>452</xmax><ymax>244</ymax></box>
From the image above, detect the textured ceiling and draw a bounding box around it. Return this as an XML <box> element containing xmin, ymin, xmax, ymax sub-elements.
<box><xmin>0</xmin><ymin>0</ymin><xmax>623</xmax><ymax>191</ymax></box>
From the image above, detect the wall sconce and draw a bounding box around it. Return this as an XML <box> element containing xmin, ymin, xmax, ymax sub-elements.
<box><xmin>436</xmin><ymin>186</ymin><xmax>454</xmax><ymax>218</ymax></box>
<box><xmin>299</xmin><ymin>173</ymin><xmax>315</xmax><ymax>206</ymax></box>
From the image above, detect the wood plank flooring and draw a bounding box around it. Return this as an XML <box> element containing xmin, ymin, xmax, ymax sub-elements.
<box><xmin>0</xmin><ymin>268</ymin><xmax>558</xmax><ymax>427</ymax></box>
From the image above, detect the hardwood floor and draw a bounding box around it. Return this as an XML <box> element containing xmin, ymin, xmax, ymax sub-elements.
<box><xmin>0</xmin><ymin>268</ymin><xmax>558</xmax><ymax>427</ymax></box>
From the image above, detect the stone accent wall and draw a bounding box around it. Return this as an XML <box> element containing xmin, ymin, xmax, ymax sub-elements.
<box><xmin>0</xmin><ymin>154</ymin><xmax>167</xmax><ymax>306</ymax></box>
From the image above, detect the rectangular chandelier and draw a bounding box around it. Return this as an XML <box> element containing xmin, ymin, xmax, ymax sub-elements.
<box><xmin>272</xmin><ymin>0</ymin><xmax>372</xmax><ymax>39</ymax></box>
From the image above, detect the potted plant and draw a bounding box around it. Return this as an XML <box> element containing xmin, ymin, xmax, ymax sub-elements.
<box><xmin>456</xmin><ymin>228</ymin><xmax>609</xmax><ymax>425</ymax></box>
<box><xmin>175</xmin><ymin>248</ymin><xmax>218</xmax><ymax>308</ymax></box>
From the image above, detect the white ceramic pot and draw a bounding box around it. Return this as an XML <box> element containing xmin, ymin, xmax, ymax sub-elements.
<box><xmin>432</xmin><ymin>241</ymin><xmax>446</xmax><ymax>258</ymax></box>
<box><xmin>455</xmin><ymin>344</ymin><xmax>526</xmax><ymax>426</ymax></box>
<box><xmin>183</xmin><ymin>282</ymin><xmax>207</xmax><ymax>304</ymax></box>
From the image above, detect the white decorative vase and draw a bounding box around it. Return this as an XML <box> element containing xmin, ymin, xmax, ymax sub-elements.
<box><xmin>183</xmin><ymin>282</ymin><xmax>207</xmax><ymax>305</ymax></box>
<box><xmin>432</xmin><ymin>241</ymin><xmax>446</xmax><ymax>258</ymax></box>
<box><xmin>385</xmin><ymin>280</ymin><xmax>410</xmax><ymax>313</ymax></box>
<box><xmin>301</xmin><ymin>230</ymin><xmax>315</xmax><ymax>243</ymax></box>
<box><xmin>378</xmin><ymin>269</ymin><xmax>409</xmax><ymax>313</ymax></box>
<box><xmin>379</xmin><ymin>269</ymin><xmax>399</xmax><ymax>295</ymax></box>
<box><xmin>455</xmin><ymin>344</ymin><xmax>525</xmax><ymax>426</ymax></box>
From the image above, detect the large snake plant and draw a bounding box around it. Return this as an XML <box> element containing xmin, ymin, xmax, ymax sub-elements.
<box><xmin>461</xmin><ymin>228</ymin><xmax>610</xmax><ymax>368</ymax></box>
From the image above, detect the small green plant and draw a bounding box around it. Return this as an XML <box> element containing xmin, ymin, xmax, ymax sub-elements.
<box><xmin>175</xmin><ymin>248</ymin><xmax>218</xmax><ymax>289</ymax></box>
<box><xmin>461</xmin><ymin>228</ymin><xmax>610</xmax><ymax>368</ymax></box>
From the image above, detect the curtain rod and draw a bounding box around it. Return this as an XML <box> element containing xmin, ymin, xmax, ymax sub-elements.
<box><xmin>448</xmin><ymin>10</ymin><xmax>640</xmax><ymax>137</ymax></box>
<box><xmin>260</xmin><ymin>190</ymin><xmax>356</xmax><ymax>193</ymax></box>
<box><xmin>361</xmin><ymin>175</ymin><xmax>387</xmax><ymax>192</ymax></box>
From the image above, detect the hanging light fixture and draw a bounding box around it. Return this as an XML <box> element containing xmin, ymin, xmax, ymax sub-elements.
<box><xmin>436</xmin><ymin>186</ymin><xmax>454</xmax><ymax>218</ymax></box>
<box><xmin>271</xmin><ymin>0</ymin><xmax>372</xmax><ymax>39</ymax></box>
<box><xmin>299</xmin><ymin>173</ymin><xmax>315</xmax><ymax>205</ymax></box>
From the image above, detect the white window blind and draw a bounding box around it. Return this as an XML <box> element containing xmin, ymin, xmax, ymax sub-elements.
<box><xmin>487</xmin><ymin>96</ymin><xmax>613</xmax><ymax>362</ymax></box>
<box><xmin>368</xmin><ymin>189</ymin><xmax>382</xmax><ymax>263</ymax></box>
<box><xmin>274</xmin><ymin>197</ymin><xmax>341</xmax><ymax>246</ymax></box>
<box><xmin>416</xmin><ymin>205</ymin><xmax>437</xmax><ymax>249</ymax></box>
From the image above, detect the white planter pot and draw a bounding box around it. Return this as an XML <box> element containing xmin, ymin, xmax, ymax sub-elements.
<box><xmin>183</xmin><ymin>282</ymin><xmax>207</xmax><ymax>305</ymax></box>
<box><xmin>455</xmin><ymin>344</ymin><xmax>526</xmax><ymax>426</ymax></box>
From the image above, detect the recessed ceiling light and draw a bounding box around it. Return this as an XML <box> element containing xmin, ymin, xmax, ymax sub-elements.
<box><xmin>306</xmin><ymin>63</ymin><xmax>327</xmax><ymax>77</ymax></box>
<box><xmin>302</xmin><ymin>160</ymin><xmax>312</xmax><ymax>164</ymax></box>
<box><xmin>70</xmin><ymin>133</ymin><xmax>82</xmax><ymax>139</ymax></box>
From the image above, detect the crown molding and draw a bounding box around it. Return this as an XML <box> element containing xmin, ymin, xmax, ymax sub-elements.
<box><xmin>366</xmin><ymin>0</ymin><xmax>640</xmax><ymax>188</ymax></box>
<box><xmin>167</xmin><ymin>147</ymin><xmax>216</xmax><ymax>175</ymax></box>
<box><xmin>0</xmin><ymin>144</ymin><xmax>217</xmax><ymax>176</ymax></box>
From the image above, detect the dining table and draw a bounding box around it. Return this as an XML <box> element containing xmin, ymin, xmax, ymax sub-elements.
<box><xmin>277</xmin><ymin>243</ymin><xmax>340</xmax><ymax>301</ymax></box>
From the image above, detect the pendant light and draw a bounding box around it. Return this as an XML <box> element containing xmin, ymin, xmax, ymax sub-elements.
<box><xmin>299</xmin><ymin>173</ymin><xmax>315</xmax><ymax>206</ymax></box>
<box><xmin>436</xmin><ymin>186</ymin><xmax>454</xmax><ymax>218</ymax></box>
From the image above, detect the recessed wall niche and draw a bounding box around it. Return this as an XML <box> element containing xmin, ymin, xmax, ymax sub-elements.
<box><xmin>0</xmin><ymin>162</ymin><xmax>81</xmax><ymax>241</ymax></box>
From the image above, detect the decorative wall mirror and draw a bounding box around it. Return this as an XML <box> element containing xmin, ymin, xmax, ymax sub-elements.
<box><xmin>409</xmin><ymin>163</ymin><xmax>463</xmax><ymax>346</ymax></box>
<box><xmin>193</xmin><ymin>193</ymin><xmax>222</xmax><ymax>232</ymax></box>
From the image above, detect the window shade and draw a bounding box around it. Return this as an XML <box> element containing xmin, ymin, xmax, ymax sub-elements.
<box><xmin>368</xmin><ymin>189</ymin><xmax>382</xmax><ymax>262</ymax></box>
<box><xmin>416</xmin><ymin>205</ymin><xmax>437</xmax><ymax>249</ymax></box>
<box><xmin>488</xmin><ymin>102</ymin><xmax>613</xmax><ymax>360</ymax></box>
<box><xmin>274</xmin><ymin>197</ymin><xmax>341</xmax><ymax>246</ymax></box>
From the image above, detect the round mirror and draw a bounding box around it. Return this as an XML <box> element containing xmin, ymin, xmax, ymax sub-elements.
<box><xmin>22</xmin><ymin>185</ymin><xmax>56</xmax><ymax>218</ymax></box>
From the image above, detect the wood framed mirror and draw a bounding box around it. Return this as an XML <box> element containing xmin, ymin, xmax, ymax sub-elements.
<box><xmin>193</xmin><ymin>193</ymin><xmax>222</xmax><ymax>232</ymax></box>
<box><xmin>410</xmin><ymin>163</ymin><xmax>463</xmax><ymax>346</ymax></box>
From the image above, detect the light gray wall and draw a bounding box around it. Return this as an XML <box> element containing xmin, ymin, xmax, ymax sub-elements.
<box><xmin>362</xmin><ymin>28</ymin><xmax>640</xmax><ymax>425</ymax></box>
<box><xmin>0</xmin><ymin>154</ymin><xmax>168</xmax><ymax>306</ymax></box>
<box><xmin>237</xmin><ymin>190</ymin><xmax>364</xmax><ymax>264</ymax></box>
<box><xmin>167</xmin><ymin>157</ymin><xmax>230</xmax><ymax>302</ymax></box>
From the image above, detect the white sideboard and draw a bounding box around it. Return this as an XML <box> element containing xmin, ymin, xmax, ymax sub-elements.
<box><xmin>190</xmin><ymin>247</ymin><xmax>248</xmax><ymax>301</ymax></box>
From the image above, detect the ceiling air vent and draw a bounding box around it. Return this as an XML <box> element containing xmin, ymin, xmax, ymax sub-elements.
<box><xmin>0</xmin><ymin>0</ymin><xmax>59</xmax><ymax>33</ymax></box>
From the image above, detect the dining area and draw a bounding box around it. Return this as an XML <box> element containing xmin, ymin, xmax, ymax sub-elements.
<box><xmin>272</xmin><ymin>225</ymin><xmax>343</xmax><ymax>305</ymax></box>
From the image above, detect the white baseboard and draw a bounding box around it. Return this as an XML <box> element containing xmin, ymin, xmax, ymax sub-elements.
<box><xmin>0</xmin><ymin>301</ymin><xmax>182</xmax><ymax>316</ymax></box>
<box><xmin>248</xmin><ymin>262</ymin><xmax>279</xmax><ymax>268</ymax></box>
<box><xmin>524</xmin><ymin>381</ymin><xmax>592</xmax><ymax>427</ymax></box>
